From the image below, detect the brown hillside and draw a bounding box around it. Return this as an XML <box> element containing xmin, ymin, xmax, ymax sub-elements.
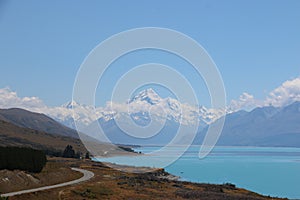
<box><xmin>0</xmin><ymin>108</ymin><xmax>78</xmax><ymax>138</ymax></box>
<box><xmin>0</xmin><ymin>119</ymin><xmax>85</xmax><ymax>153</ymax></box>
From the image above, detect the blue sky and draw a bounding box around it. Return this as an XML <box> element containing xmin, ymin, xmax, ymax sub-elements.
<box><xmin>0</xmin><ymin>0</ymin><xmax>299</xmax><ymax>107</ymax></box>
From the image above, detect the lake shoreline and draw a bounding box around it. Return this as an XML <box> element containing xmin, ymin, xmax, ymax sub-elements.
<box><xmin>89</xmin><ymin>157</ymin><xmax>287</xmax><ymax>199</ymax></box>
<box><xmin>93</xmin><ymin>146</ymin><xmax>300</xmax><ymax>199</ymax></box>
<box><xmin>0</xmin><ymin>156</ymin><xmax>288</xmax><ymax>199</ymax></box>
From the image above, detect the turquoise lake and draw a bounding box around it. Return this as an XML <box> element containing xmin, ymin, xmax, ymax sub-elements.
<box><xmin>95</xmin><ymin>146</ymin><xmax>300</xmax><ymax>199</ymax></box>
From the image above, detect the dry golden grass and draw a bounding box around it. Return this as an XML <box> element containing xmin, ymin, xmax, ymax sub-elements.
<box><xmin>0</xmin><ymin>157</ymin><xmax>82</xmax><ymax>194</ymax></box>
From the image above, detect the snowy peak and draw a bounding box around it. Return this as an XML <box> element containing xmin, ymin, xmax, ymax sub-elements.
<box><xmin>62</xmin><ymin>101</ymin><xmax>80</xmax><ymax>109</ymax></box>
<box><xmin>128</xmin><ymin>88</ymin><xmax>162</xmax><ymax>105</ymax></box>
<box><xmin>49</xmin><ymin>88</ymin><xmax>224</xmax><ymax>129</ymax></box>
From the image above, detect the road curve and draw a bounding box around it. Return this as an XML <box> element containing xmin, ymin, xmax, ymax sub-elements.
<box><xmin>1</xmin><ymin>168</ymin><xmax>94</xmax><ymax>197</ymax></box>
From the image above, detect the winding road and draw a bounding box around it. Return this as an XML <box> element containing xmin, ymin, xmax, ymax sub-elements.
<box><xmin>1</xmin><ymin>168</ymin><xmax>94</xmax><ymax>197</ymax></box>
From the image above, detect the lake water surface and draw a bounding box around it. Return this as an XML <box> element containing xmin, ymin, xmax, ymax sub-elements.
<box><xmin>95</xmin><ymin>146</ymin><xmax>300</xmax><ymax>199</ymax></box>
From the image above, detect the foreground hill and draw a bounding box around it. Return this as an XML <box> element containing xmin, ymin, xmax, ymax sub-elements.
<box><xmin>0</xmin><ymin>119</ymin><xmax>85</xmax><ymax>153</ymax></box>
<box><xmin>0</xmin><ymin>108</ymin><xmax>137</xmax><ymax>157</ymax></box>
<box><xmin>0</xmin><ymin>108</ymin><xmax>78</xmax><ymax>138</ymax></box>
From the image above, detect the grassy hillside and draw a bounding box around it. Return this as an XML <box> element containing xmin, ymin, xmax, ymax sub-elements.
<box><xmin>0</xmin><ymin>119</ymin><xmax>85</xmax><ymax>153</ymax></box>
<box><xmin>0</xmin><ymin>108</ymin><xmax>78</xmax><ymax>138</ymax></box>
<box><xmin>0</xmin><ymin>119</ymin><xmax>135</xmax><ymax>158</ymax></box>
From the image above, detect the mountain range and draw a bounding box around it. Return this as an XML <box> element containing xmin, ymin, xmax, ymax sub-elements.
<box><xmin>67</xmin><ymin>89</ymin><xmax>211</xmax><ymax>145</ymax></box>
<box><xmin>51</xmin><ymin>88</ymin><xmax>300</xmax><ymax>147</ymax></box>
<box><xmin>195</xmin><ymin>101</ymin><xmax>300</xmax><ymax>147</ymax></box>
<box><xmin>1</xmin><ymin>88</ymin><xmax>300</xmax><ymax>148</ymax></box>
<box><xmin>51</xmin><ymin>89</ymin><xmax>224</xmax><ymax>130</ymax></box>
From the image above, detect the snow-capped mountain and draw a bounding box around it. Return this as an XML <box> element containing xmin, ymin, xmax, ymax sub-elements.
<box><xmin>47</xmin><ymin>88</ymin><xmax>225</xmax><ymax>130</ymax></box>
<box><xmin>101</xmin><ymin>88</ymin><xmax>222</xmax><ymax>127</ymax></box>
<box><xmin>47</xmin><ymin>101</ymin><xmax>101</xmax><ymax>129</ymax></box>
<box><xmin>128</xmin><ymin>88</ymin><xmax>161</xmax><ymax>105</ymax></box>
<box><xmin>76</xmin><ymin>89</ymin><xmax>225</xmax><ymax>145</ymax></box>
<box><xmin>126</xmin><ymin>89</ymin><xmax>184</xmax><ymax>125</ymax></box>
<box><xmin>34</xmin><ymin>91</ymin><xmax>300</xmax><ymax>147</ymax></box>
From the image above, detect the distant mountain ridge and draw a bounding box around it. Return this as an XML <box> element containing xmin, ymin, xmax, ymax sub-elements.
<box><xmin>82</xmin><ymin>101</ymin><xmax>300</xmax><ymax>147</ymax></box>
<box><xmin>196</xmin><ymin>101</ymin><xmax>300</xmax><ymax>147</ymax></box>
<box><xmin>1</xmin><ymin>89</ymin><xmax>300</xmax><ymax>148</ymax></box>
<box><xmin>48</xmin><ymin>90</ymin><xmax>300</xmax><ymax>147</ymax></box>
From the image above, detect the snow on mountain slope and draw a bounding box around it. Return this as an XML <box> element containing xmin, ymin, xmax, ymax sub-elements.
<box><xmin>47</xmin><ymin>88</ymin><xmax>225</xmax><ymax>129</ymax></box>
<box><xmin>128</xmin><ymin>88</ymin><xmax>161</xmax><ymax>105</ymax></box>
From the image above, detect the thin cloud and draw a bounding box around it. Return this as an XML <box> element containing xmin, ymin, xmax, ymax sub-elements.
<box><xmin>228</xmin><ymin>92</ymin><xmax>261</xmax><ymax>112</ymax></box>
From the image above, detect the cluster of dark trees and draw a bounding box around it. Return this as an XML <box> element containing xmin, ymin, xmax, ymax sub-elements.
<box><xmin>62</xmin><ymin>145</ymin><xmax>90</xmax><ymax>159</ymax></box>
<box><xmin>62</xmin><ymin>145</ymin><xmax>80</xmax><ymax>158</ymax></box>
<box><xmin>0</xmin><ymin>145</ymin><xmax>90</xmax><ymax>174</ymax></box>
<box><xmin>42</xmin><ymin>145</ymin><xmax>78</xmax><ymax>158</ymax></box>
<box><xmin>0</xmin><ymin>146</ymin><xmax>47</xmax><ymax>173</ymax></box>
<box><xmin>44</xmin><ymin>145</ymin><xmax>90</xmax><ymax>159</ymax></box>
